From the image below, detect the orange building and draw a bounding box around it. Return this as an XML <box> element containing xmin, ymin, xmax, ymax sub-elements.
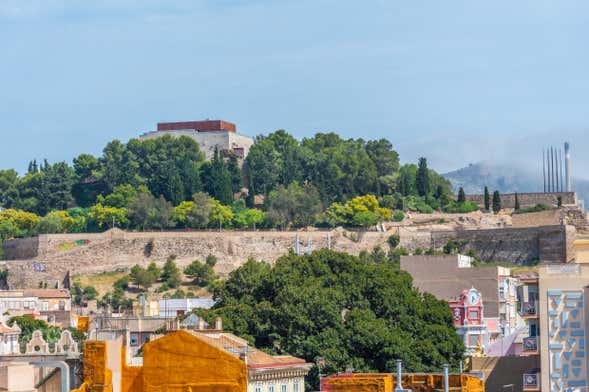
<box><xmin>321</xmin><ymin>372</ymin><xmax>485</xmax><ymax>392</ymax></box>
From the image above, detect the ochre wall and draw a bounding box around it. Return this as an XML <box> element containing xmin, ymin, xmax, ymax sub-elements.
<box><xmin>141</xmin><ymin>330</ymin><xmax>247</xmax><ymax>392</ymax></box>
<box><xmin>75</xmin><ymin>332</ymin><xmax>247</xmax><ymax>392</ymax></box>
<box><xmin>321</xmin><ymin>373</ymin><xmax>484</xmax><ymax>392</ymax></box>
<box><xmin>72</xmin><ymin>341</ymin><xmax>113</xmax><ymax>392</ymax></box>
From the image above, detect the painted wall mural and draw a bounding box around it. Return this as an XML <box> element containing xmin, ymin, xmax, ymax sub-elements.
<box><xmin>547</xmin><ymin>289</ymin><xmax>586</xmax><ymax>392</ymax></box>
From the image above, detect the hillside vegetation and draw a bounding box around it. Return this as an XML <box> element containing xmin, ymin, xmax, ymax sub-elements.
<box><xmin>0</xmin><ymin>131</ymin><xmax>478</xmax><ymax>243</ymax></box>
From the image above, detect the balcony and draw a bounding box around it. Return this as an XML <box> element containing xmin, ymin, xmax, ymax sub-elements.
<box><xmin>523</xmin><ymin>373</ymin><xmax>540</xmax><ymax>391</ymax></box>
<box><xmin>522</xmin><ymin>336</ymin><xmax>538</xmax><ymax>354</ymax></box>
<box><xmin>520</xmin><ymin>301</ymin><xmax>538</xmax><ymax>318</ymax></box>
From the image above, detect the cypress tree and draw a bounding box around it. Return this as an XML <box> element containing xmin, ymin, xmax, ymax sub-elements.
<box><xmin>210</xmin><ymin>148</ymin><xmax>233</xmax><ymax>205</ymax></box>
<box><xmin>245</xmin><ymin>170</ymin><xmax>255</xmax><ymax>208</ymax></box>
<box><xmin>484</xmin><ymin>186</ymin><xmax>490</xmax><ymax>211</ymax></box>
<box><xmin>492</xmin><ymin>191</ymin><xmax>501</xmax><ymax>214</ymax></box>
<box><xmin>416</xmin><ymin>157</ymin><xmax>430</xmax><ymax>197</ymax></box>
<box><xmin>514</xmin><ymin>192</ymin><xmax>520</xmax><ymax>211</ymax></box>
<box><xmin>457</xmin><ymin>187</ymin><xmax>466</xmax><ymax>203</ymax></box>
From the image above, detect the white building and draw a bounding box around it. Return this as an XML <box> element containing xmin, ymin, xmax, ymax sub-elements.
<box><xmin>158</xmin><ymin>298</ymin><xmax>215</xmax><ymax>318</ymax></box>
<box><xmin>139</xmin><ymin>120</ymin><xmax>254</xmax><ymax>160</ymax></box>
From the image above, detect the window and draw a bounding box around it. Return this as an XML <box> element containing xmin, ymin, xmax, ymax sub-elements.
<box><xmin>469</xmin><ymin>310</ymin><xmax>478</xmax><ymax>320</ymax></box>
<box><xmin>59</xmin><ymin>300</ymin><xmax>66</xmax><ymax>311</ymax></box>
<box><xmin>141</xmin><ymin>334</ymin><xmax>150</xmax><ymax>345</ymax></box>
<box><xmin>255</xmin><ymin>384</ymin><xmax>262</xmax><ymax>392</ymax></box>
<box><xmin>281</xmin><ymin>385</ymin><xmax>287</xmax><ymax>392</ymax></box>
<box><xmin>468</xmin><ymin>335</ymin><xmax>479</xmax><ymax>347</ymax></box>
<box><xmin>268</xmin><ymin>385</ymin><xmax>274</xmax><ymax>392</ymax></box>
<box><xmin>294</xmin><ymin>383</ymin><xmax>299</xmax><ymax>392</ymax></box>
<box><xmin>130</xmin><ymin>333</ymin><xmax>139</xmax><ymax>346</ymax></box>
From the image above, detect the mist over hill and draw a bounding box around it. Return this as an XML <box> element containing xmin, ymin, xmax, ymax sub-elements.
<box><xmin>443</xmin><ymin>161</ymin><xmax>589</xmax><ymax>208</ymax></box>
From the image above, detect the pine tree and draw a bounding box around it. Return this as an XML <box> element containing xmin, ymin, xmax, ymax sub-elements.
<box><xmin>492</xmin><ymin>191</ymin><xmax>501</xmax><ymax>214</ymax></box>
<box><xmin>416</xmin><ymin>157</ymin><xmax>430</xmax><ymax>197</ymax></box>
<box><xmin>457</xmin><ymin>187</ymin><xmax>466</xmax><ymax>203</ymax></box>
<box><xmin>484</xmin><ymin>186</ymin><xmax>490</xmax><ymax>211</ymax></box>
<box><xmin>514</xmin><ymin>192</ymin><xmax>520</xmax><ymax>211</ymax></box>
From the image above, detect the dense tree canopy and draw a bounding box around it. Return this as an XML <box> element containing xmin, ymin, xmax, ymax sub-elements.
<box><xmin>201</xmin><ymin>249</ymin><xmax>464</xmax><ymax>387</ymax></box>
<box><xmin>0</xmin><ymin>129</ymin><xmax>472</xmax><ymax>241</ymax></box>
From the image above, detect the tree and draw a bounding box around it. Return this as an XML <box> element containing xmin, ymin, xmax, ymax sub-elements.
<box><xmin>416</xmin><ymin>157</ymin><xmax>430</xmax><ymax>197</ymax></box>
<box><xmin>492</xmin><ymin>191</ymin><xmax>501</xmax><ymax>214</ymax></box>
<box><xmin>227</xmin><ymin>153</ymin><xmax>243</xmax><ymax>194</ymax></box>
<box><xmin>184</xmin><ymin>260</ymin><xmax>215</xmax><ymax>287</ymax></box>
<box><xmin>210</xmin><ymin>200</ymin><xmax>233</xmax><ymax>231</ymax></box>
<box><xmin>323</xmin><ymin>195</ymin><xmax>392</xmax><ymax>228</ymax></box>
<box><xmin>365</xmin><ymin>139</ymin><xmax>400</xmax><ymax>177</ymax></box>
<box><xmin>187</xmin><ymin>192</ymin><xmax>213</xmax><ymax>229</ymax></box>
<box><xmin>36</xmin><ymin>211</ymin><xmax>76</xmax><ymax>234</ymax></box>
<box><xmin>130</xmin><ymin>264</ymin><xmax>157</xmax><ymax>290</ymax></box>
<box><xmin>267</xmin><ymin>183</ymin><xmax>323</xmax><ymax>229</ymax></box>
<box><xmin>203</xmin><ymin>250</ymin><xmax>464</xmax><ymax>388</ymax></box>
<box><xmin>245</xmin><ymin>169</ymin><xmax>255</xmax><ymax>208</ymax></box>
<box><xmin>128</xmin><ymin>192</ymin><xmax>174</xmax><ymax>230</ymax></box>
<box><xmin>514</xmin><ymin>192</ymin><xmax>520</xmax><ymax>211</ymax></box>
<box><xmin>484</xmin><ymin>186</ymin><xmax>490</xmax><ymax>211</ymax></box>
<box><xmin>162</xmin><ymin>257</ymin><xmax>182</xmax><ymax>288</ymax></box>
<box><xmin>457</xmin><ymin>187</ymin><xmax>466</xmax><ymax>203</ymax></box>
<box><xmin>89</xmin><ymin>204</ymin><xmax>128</xmax><ymax>228</ymax></box>
<box><xmin>209</xmin><ymin>148</ymin><xmax>233</xmax><ymax>205</ymax></box>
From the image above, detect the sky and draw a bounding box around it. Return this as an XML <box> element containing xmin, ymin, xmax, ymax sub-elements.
<box><xmin>1</xmin><ymin>0</ymin><xmax>589</xmax><ymax>179</ymax></box>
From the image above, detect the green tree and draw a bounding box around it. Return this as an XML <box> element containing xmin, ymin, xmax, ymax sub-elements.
<box><xmin>210</xmin><ymin>200</ymin><xmax>233</xmax><ymax>231</ymax></box>
<box><xmin>162</xmin><ymin>257</ymin><xmax>182</xmax><ymax>288</ymax></box>
<box><xmin>209</xmin><ymin>148</ymin><xmax>234</xmax><ymax>205</ymax></box>
<box><xmin>457</xmin><ymin>187</ymin><xmax>466</xmax><ymax>203</ymax></box>
<box><xmin>416</xmin><ymin>157</ymin><xmax>430</xmax><ymax>197</ymax></box>
<box><xmin>204</xmin><ymin>250</ymin><xmax>464</xmax><ymax>388</ymax></box>
<box><xmin>227</xmin><ymin>153</ymin><xmax>243</xmax><ymax>194</ymax></box>
<box><xmin>267</xmin><ymin>183</ymin><xmax>323</xmax><ymax>229</ymax></box>
<box><xmin>130</xmin><ymin>264</ymin><xmax>157</xmax><ymax>290</ymax></box>
<box><xmin>186</xmin><ymin>192</ymin><xmax>213</xmax><ymax>229</ymax></box>
<box><xmin>492</xmin><ymin>191</ymin><xmax>501</xmax><ymax>214</ymax></box>
<box><xmin>514</xmin><ymin>192</ymin><xmax>520</xmax><ymax>211</ymax></box>
<box><xmin>184</xmin><ymin>260</ymin><xmax>215</xmax><ymax>287</ymax></box>
<box><xmin>484</xmin><ymin>186</ymin><xmax>490</xmax><ymax>211</ymax></box>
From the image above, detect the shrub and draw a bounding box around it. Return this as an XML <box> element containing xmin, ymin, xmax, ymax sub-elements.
<box><xmin>387</xmin><ymin>234</ymin><xmax>400</xmax><ymax>249</ymax></box>
<box><xmin>392</xmin><ymin>210</ymin><xmax>405</xmax><ymax>222</ymax></box>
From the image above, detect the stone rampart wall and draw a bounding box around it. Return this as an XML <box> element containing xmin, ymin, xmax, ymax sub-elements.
<box><xmin>465</xmin><ymin>192</ymin><xmax>576</xmax><ymax>208</ymax></box>
<box><xmin>3</xmin><ymin>229</ymin><xmax>391</xmax><ymax>289</ymax></box>
<box><xmin>1</xmin><ymin>237</ymin><xmax>39</xmax><ymax>260</ymax></box>
<box><xmin>431</xmin><ymin>225</ymin><xmax>573</xmax><ymax>265</ymax></box>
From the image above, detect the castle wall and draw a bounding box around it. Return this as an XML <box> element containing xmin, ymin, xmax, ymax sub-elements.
<box><xmin>431</xmin><ymin>225</ymin><xmax>574</xmax><ymax>265</ymax></box>
<box><xmin>465</xmin><ymin>192</ymin><xmax>576</xmax><ymax>208</ymax></box>
<box><xmin>3</xmin><ymin>229</ymin><xmax>391</xmax><ymax>289</ymax></box>
<box><xmin>139</xmin><ymin>130</ymin><xmax>253</xmax><ymax>160</ymax></box>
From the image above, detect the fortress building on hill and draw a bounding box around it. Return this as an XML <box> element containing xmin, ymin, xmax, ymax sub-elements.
<box><xmin>139</xmin><ymin>119</ymin><xmax>254</xmax><ymax>160</ymax></box>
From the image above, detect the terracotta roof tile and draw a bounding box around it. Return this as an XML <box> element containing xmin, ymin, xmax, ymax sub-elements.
<box><xmin>191</xmin><ymin>331</ymin><xmax>308</xmax><ymax>369</ymax></box>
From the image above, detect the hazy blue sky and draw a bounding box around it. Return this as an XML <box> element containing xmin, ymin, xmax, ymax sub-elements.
<box><xmin>1</xmin><ymin>1</ymin><xmax>588</xmax><ymax>179</ymax></box>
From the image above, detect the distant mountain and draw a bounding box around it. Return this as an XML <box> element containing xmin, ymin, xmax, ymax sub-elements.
<box><xmin>443</xmin><ymin>161</ymin><xmax>589</xmax><ymax>208</ymax></box>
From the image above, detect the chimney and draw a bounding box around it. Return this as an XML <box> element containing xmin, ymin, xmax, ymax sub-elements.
<box><xmin>215</xmin><ymin>317</ymin><xmax>223</xmax><ymax>331</ymax></box>
<box><xmin>197</xmin><ymin>317</ymin><xmax>206</xmax><ymax>330</ymax></box>
<box><xmin>565</xmin><ymin>142</ymin><xmax>572</xmax><ymax>192</ymax></box>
